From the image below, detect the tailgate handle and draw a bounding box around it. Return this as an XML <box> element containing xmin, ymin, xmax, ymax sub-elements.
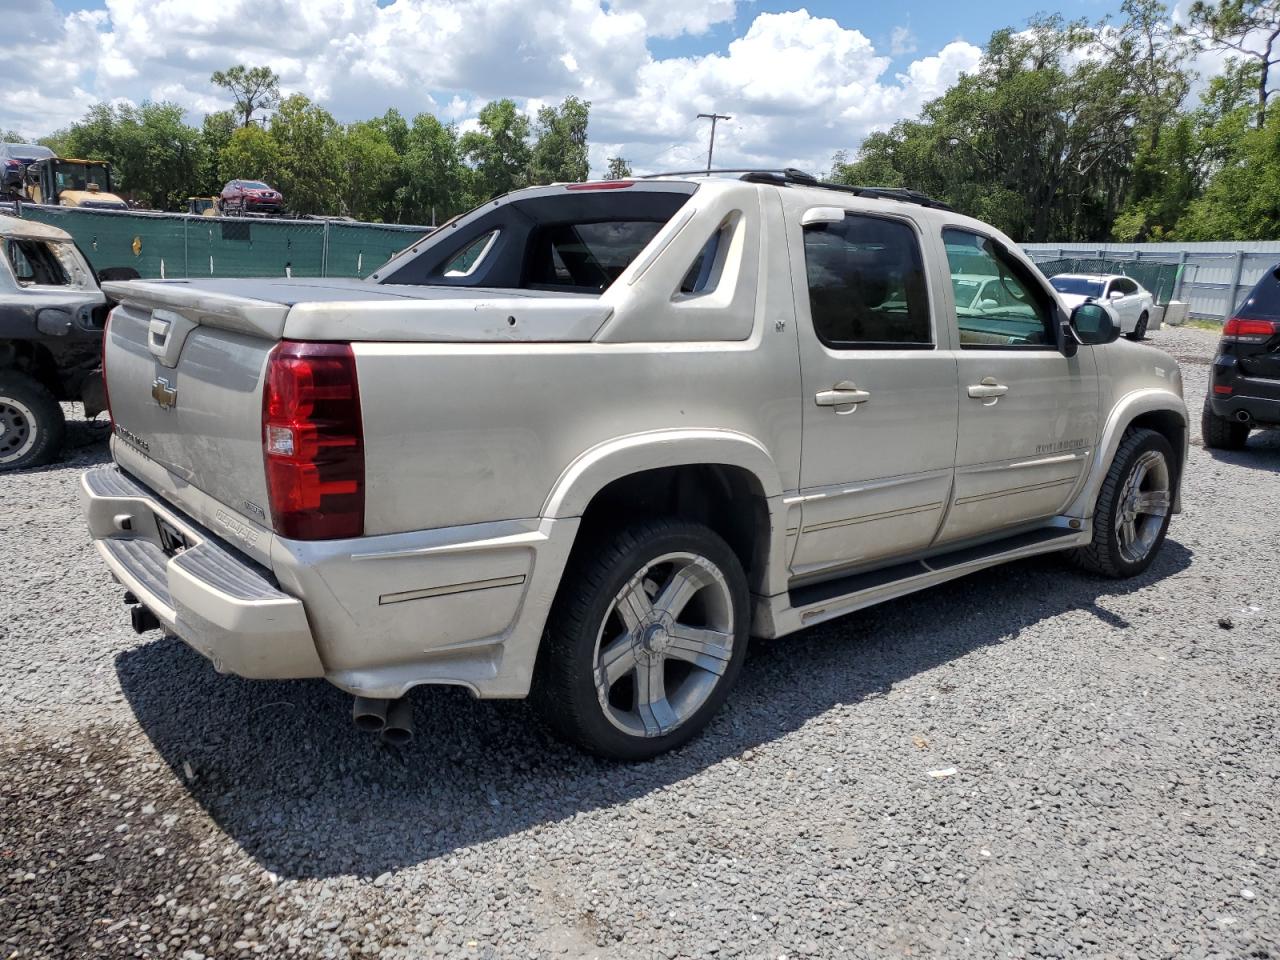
<box><xmin>145</xmin><ymin>309</ymin><xmax>198</xmax><ymax>368</ymax></box>
<box><xmin>148</xmin><ymin>317</ymin><xmax>171</xmax><ymax>350</ymax></box>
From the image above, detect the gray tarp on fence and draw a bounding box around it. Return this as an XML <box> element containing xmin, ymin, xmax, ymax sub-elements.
<box><xmin>1023</xmin><ymin>242</ymin><xmax>1280</xmax><ymax>322</ymax></box>
<box><xmin>4</xmin><ymin>203</ymin><xmax>432</xmax><ymax>281</ymax></box>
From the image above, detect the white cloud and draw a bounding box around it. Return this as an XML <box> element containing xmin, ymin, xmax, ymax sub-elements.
<box><xmin>0</xmin><ymin>1</ymin><xmax>985</xmax><ymax>177</ymax></box>
<box><xmin>889</xmin><ymin>25</ymin><xmax>917</xmax><ymax>57</ymax></box>
<box><xmin>605</xmin><ymin>0</ymin><xmax>739</xmax><ymax>39</ymax></box>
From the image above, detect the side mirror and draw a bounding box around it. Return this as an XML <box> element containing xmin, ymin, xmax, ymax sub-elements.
<box><xmin>1070</xmin><ymin>302</ymin><xmax>1120</xmax><ymax>346</ymax></box>
<box><xmin>1107</xmin><ymin>289</ymin><xmax>1123</xmax><ymax>299</ymax></box>
<box><xmin>979</xmin><ymin>298</ymin><xmax>999</xmax><ymax>309</ymax></box>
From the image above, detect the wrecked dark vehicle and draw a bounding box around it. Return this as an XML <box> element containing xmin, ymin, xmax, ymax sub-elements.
<box><xmin>0</xmin><ymin>214</ymin><xmax>134</xmax><ymax>469</ymax></box>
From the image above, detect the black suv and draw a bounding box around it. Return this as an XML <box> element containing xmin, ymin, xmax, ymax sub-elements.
<box><xmin>1204</xmin><ymin>263</ymin><xmax>1280</xmax><ymax>449</ymax></box>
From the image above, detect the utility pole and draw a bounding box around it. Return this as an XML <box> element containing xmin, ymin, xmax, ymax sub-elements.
<box><xmin>696</xmin><ymin>112</ymin><xmax>732</xmax><ymax>173</ymax></box>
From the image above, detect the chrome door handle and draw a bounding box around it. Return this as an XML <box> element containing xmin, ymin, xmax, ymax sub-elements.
<box><xmin>815</xmin><ymin>381</ymin><xmax>871</xmax><ymax>414</ymax></box>
<box><xmin>967</xmin><ymin>377</ymin><xmax>1009</xmax><ymax>406</ymax></box>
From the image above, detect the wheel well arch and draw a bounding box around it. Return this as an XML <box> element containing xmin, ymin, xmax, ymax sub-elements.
<box><xmin>0</xmin><ymin>339</ymin><xmax>62</xmax><ymax>397</ymax></box>
<box><xmin>1128</xmin><ymin>408</ymin><xmax>1186</xmax><ymax>475</ymax></box>
<box><xmin>1066</xmin><ymin>393</ymin><xmax>1188</xmax><ymax>519</ymax></box>
<box><xmin>573</xmin><ymin>463</ymin><xmax>773</xmax><ymax>595</ymax></box>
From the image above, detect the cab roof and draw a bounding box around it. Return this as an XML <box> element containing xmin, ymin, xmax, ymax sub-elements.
<box><xmin>0</xmin><ymin>214</ymin><xmax>74</xmax><ymax>242</ymax></box>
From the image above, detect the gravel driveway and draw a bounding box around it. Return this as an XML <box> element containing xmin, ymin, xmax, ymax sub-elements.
<box><xmin>1</xmin><ymin>324</ymin><xmax>1277</xmax><ymax>959</ymax></box>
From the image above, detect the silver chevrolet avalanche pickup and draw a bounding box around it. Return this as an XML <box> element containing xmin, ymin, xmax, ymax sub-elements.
<box><xmin>82</xmin><ymin>170</ymin><xmax>1187</xmax><ymax>759</ymax></box>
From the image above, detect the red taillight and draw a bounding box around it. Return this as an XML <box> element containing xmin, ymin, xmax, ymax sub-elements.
<box><xmin>1214</xmin><ymin>384</ymin><xmax>1234</xmax><ymax>394</ymax></box>
<box><xmin>1223</xmin><ymin>316</ymin><xmax>1280</xmax><ymax>340</ymax></box>
<box><xmin>262</xmin><ymin>341</ymin><xmax>363</xmax><ymax>540</ymax></box>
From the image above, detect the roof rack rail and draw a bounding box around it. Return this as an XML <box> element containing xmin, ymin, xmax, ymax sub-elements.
<box><xmin>639</xmin><ymin>167</ymin><xmax>953</xmax><ymax>211</ymax></box>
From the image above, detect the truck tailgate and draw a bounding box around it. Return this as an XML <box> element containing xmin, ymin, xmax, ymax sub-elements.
<box><xmin>105</xmin><ymin>297</ymin><xmax>280</xmax><ymax>551</ymax></box>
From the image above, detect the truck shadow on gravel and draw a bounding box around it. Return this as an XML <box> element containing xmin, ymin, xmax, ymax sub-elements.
<box><xmin>115</xmin><ymin>539</ymin><xmax>1192</xmax><ymax>880</ymax></box>
<box><xmin>1203</xmin><ymin>430</ymin><xmax>1280</xmax><ymax>472</ymax></box>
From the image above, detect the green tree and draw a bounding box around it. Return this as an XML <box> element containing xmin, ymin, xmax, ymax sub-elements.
<box><xmin>604</xmin><ymin>156</ymin><xmax>632</xmax><ymax>180</ymax></box>
<box><xmin>210</xmin><ymin>65</ymin><xmax>282</xmax><ymax>127</ymax></box>
<box><xmin>1177</xmin><ymin>107</ymin><xmax>1280</xmax><ymax>237</ymax></box>
<box><xmin>400</xmin><ymin>113</ymin><xmax>468</xmax><ymax>224</ymax></box>
<box><xmin>460</xmin><ymin>99</ymin><xmax>531</xmax><ymax>199</ymax></box>
<box><xmin>198</xmin><ymin>110</ymin><xmax>237</xmax><ymax>193</ymax></box>
<box><xmin>530</xmin><ymin>96</ymin><xmax>590</xmax><ymax>184</ymax></box>
<box><xmin>340</xmin><ymin>120</ymin><xmax>400</xmax><ymax>220</ymax></box>
<box><xmin>51</xmin><ymin>101</ymin><xmax>202</xmax><ymax>209</ymax></box>
<box><xmin>831</xmin><ymin>15</ymin><xmax>1159</xmax><ymax>241</ymax></box>
<box><xmin>268</xmin><ymin>94</ymin><xmax>343</xmax><ymax>215</ymax></box>
<box><xmin>1181</xmin><ymin>0</ymin><xmax>1280</xmax><ymax>127</ymax></box>
<box><xmin>219</xmin><ymin>124</ymin><xmax>281</xmax><ymax>183</ymax></box>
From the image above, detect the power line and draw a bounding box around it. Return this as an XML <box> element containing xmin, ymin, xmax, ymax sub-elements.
<box><xmin>696</xmin><ymin>112</ymin><xmax>732</xmax><ymax>173</ymax></box>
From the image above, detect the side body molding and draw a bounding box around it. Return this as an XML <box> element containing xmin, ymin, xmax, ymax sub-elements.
<box><xmin>1065</xmin><ymin>388</ymin><xmax>1188</xmax><ymax>519</ymax></box>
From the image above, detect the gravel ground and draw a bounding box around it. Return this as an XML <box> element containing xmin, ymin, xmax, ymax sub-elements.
<box><xmin>1</xmin><ymin>324</ymin><xmax>1277</xmax><ymax>959</ymax></box>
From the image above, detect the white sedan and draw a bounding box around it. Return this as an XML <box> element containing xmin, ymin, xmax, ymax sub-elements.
<box><xmin>1049</xmin><ymin>274</ymin><xmax>1159</xmax><ymax>341</ymax></box>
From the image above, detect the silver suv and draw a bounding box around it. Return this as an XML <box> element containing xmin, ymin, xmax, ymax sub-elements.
<box><xmin>82</xmin><ymin>171</ymin><xmax>1187</xmax><ymax>759</ymax></box>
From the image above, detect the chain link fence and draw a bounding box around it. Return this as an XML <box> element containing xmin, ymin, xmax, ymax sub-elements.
<box><xmin>1023</xmin><ymin>242</ymin><xmax>1280</xmax><ymax>321</ymax></box>
<box><xmin>3</xmin><ymin>203</ymin><xmax>431</xmax><ymax>280</ymax></box>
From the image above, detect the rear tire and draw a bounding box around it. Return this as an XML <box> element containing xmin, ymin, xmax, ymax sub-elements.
<box><xmin>1126</xmin><ymin>312</ymin><xmax>1149</xmax><ymax>341</ymax></box>
<box><xmin>1201</xmin><ymin>398</ymin><xmax>1250</xmax><ymax>450</ymax></box>
<box><xmin>0</xmin><ymin>371</ymin><xmax>65</xmax><ymax>471</ymax></box>
<box><xmin>533</xmin><ymin>519</ymin><xmax>750</xmax><ymax>761</ymax></box>
<box><xmin>1071</xmin><ymin>427</ymin><xmax>1174</xmax><ymax>579</ymax></box>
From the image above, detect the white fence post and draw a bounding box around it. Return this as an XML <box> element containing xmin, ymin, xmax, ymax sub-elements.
<box><xmin>1227</xmin><ymin>250</ymin><xmax>1245</xmax><ymax>320</ymax></box>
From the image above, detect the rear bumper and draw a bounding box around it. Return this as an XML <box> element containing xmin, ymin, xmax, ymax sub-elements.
<box><xmin>1209</xmin><ymin>358</ymin><xmax>1280</xmax><ymax>425</ymax></box>
<box><xmin>81</xmin><ymin>465</ymin><xmax>323</xmax><ymax>679</ymax></box>
<box><xmin>81</xmin><ymin>464</ymin><xmax>581</xmax><ymax>699</ymax></box>
<box><xmin>1210</xmin><ymin>391</ymin><xmax>1280</xmax><ymax>425</ymax></box>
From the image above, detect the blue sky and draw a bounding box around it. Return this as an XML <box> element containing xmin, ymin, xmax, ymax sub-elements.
<box><xmin>650</xmin><ymin>0</ymin><xmax>1119</xmax><ymax>59</ymax></box>
<box><xmin>13</xmin><ymin>0</ymin><xmax>1191</xmax><ymax>176</ymax></box>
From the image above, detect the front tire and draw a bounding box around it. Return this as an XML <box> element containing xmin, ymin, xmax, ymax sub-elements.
<box><xmin>534</xmin><ymin>519</ymin><xmax>750</xmax><ymax>760</ymax></box>
<box><xmin>1201</xmin><ymin>398</ymin><xmax>1250</xmax><ymax>450</ymax></box>
<box><xmin>1126</xmin><ymin>311</ymin><xmax>1149</xmax><ymax>341</ymax></box>
<box><xmin>0</xmin><ymin>371</ymin><xmax>65</xmax><ymax>471</ymax></box>
<box><xmin>1071</xmin><ymin>427</ymin><xmax>1174</xmax><ymax>578</ymax></box>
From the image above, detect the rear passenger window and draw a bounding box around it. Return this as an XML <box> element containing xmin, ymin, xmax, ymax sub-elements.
<box><xmin>525</xmin><ymin>220</ymin><xmax>664</xmax><ymax>291</ymax></box>
<box><xmin>678</xmin><ymin>214</ymin><xmax>737</xmax><ymax>297</ymax></box>
<box><xmin>802</xmin><ymin>214</ymin><xmax>931</xmax><ymax>348</ymax></box>
<box><xmin>442</xmin><ymin>230</ymin><xmax>498</xmax><ymax>277</ymax></box>
<box><xmin>943</xmin><ymin>229</ymin><xmax>1054</xmax><ymax>348</ymax></box>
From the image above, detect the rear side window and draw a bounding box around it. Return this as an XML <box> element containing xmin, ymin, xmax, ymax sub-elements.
<box><xmin>5</xmin><ymin>239</ymin><xmax>69</xmax><ymax>286</ymax></box>
<box><xmin>443</xmin><ymin>230</ymin><xmax>498</xmax><ymax>277</ymax></box>
<box><xmin>802</xmin><ymin>213</ymin><xmax>931</xmax><ymax>349</ymax></box>
<box><xmin>525</xmin><ymin>221</ymin><xmax>664</xmax><ymax>291</ymax></box>
<box><xmin>943</xmin><ymin>229</ymin><xmax>1054</xmax><ymax>348</ymax></box>
<box><xmin>1238</xmin><ymin>266</ymin><xmax>1280</xmax><ymax>320</ymax></box>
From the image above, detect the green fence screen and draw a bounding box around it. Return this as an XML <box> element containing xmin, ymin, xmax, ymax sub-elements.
<box><xmin>8</xmin><ymin>204</ymin><xmax>431</xmax><ymax>281</ymax></box>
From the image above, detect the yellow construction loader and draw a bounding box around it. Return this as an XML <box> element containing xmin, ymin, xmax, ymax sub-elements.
<box><xmin>22</xmin><ymin>157</ymin><xmax>128</xmax><ymax>209</ymax></box>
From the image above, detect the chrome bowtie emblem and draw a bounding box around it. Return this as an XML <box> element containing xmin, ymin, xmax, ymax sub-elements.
<box><xmin>151</xmin><ymin>377</ymin><xmax>177</xmax><ymax>410</ymax></box>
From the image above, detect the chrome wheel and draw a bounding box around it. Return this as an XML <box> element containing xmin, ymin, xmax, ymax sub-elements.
<box><xmin>0</xmin><ymin>395</ymin><xmax>37</xmax><ymax>465</ymax></box>
<box><xmin>1114</xmin><ymin>449</ymin><xmax>1171</xmax><ymax>564</ymax></box>
<box><xmin>593</xmin><ymin>551</ymin><xmax>735</xmax><ymax>739</ymax></box>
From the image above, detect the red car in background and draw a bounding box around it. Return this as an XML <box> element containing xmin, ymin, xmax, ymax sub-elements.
<box><xmin>219</xmin><ymin>179</ymin><xmax>284</xmax><ymax>216</ymax></box>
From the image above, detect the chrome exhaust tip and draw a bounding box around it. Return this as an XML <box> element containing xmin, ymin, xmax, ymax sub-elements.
<box><xmin>351</xmin><ymin>696</ymin><xmax>389</xmax><ymax>733</ymax></box>
<box><xmin>1235</xmin><ymin>410</ymin><xmax>1252</xmax><ymax>423</ymax></box>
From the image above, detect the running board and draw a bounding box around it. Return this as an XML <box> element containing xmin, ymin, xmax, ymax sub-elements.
<box><xmin>761</xmin><ymin>525</ymin><xmax>1087</xmax><ymax>638</ymax></box>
